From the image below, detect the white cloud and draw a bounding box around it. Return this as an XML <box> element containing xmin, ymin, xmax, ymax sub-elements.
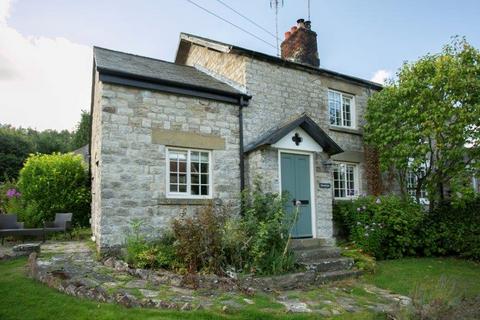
<box><xmin>0</xmin><ymin>0</ymin><xmax>91</xmax><ymax>131</ymax></box>
<box><xmin>0</xmin><ymin>0</ymin><xmax>11</xmax><ymax>25</ymax></box>
<box><xmin>371</xmin><ymin>69</ymin><xmax>391</xmax><ymax>85</ymax></box>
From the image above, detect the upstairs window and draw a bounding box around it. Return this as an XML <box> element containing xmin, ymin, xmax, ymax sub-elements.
<box><xmin>333</xmin><ymin>162</ymin><xmax>359</xmax><ymax>198</ymax></box>
<box><xmin>406</xmin><ymin>171</ymin><xmax>428</xmax><ymax>204</ymax></box>
<box><xmin>328</xmin><ymin>90</ymin><xmax>355</xmax><ymax>128</ymax></box>
<box><xmin>167</xmin><ymin>148</ymin><xmax>212</xmax><ymax>198</ymax></box>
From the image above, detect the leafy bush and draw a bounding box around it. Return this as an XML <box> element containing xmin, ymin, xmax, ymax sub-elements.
<box><xmin>340</xmin><ymin>244</ymin><xmax>377</xmax><ymax>273</ymax></box>
<box><xmin>421</xmin><ymin>197</ymin><xmax>480</xmax><ymax>260</ymax></box>
<box><xmin>240</xmin><ymin>182</ymin><xmax>296</xmax><ymax>275</ymax></box>
<box><xmin>17</xmin><ymin>153</ymin><xmax>90</xmax><ymax>227</ymax></box>
<box><xmin>172</xmin><ymin>205</ymin><xmax>226</xmax><ymax>274</ymax></box>
<box><xmin>334</xmin><ymin>196</ymin><xmax>424</xmax><ymax>259</ymax></box>
<box><xmin>124</xmin><ymin>219</ymin><xmax>178</xmax><ymax>269</ymax></box>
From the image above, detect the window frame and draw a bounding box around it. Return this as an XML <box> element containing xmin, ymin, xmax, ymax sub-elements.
<box><xmin>166</xmin><ymin>147</ymin><xmax>213</xmax><ymax>199</ymax></box>
<box><xmin>332</xmin><ymin>161</ymin><xmax>359</xmax><ymax>200</ymax></box>
<box><xmin>328</xmin><ymin>89</ymin><xmax>356</xmax><ymax>129</ymax></box>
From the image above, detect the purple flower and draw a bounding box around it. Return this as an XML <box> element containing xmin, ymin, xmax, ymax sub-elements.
<box><xmin>6</xmin><ymin>189</ymin><xmax>21</xmax><ymax>198</ymax></box>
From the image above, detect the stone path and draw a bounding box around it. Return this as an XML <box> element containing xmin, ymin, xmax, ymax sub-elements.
<box><xmin>24</xmin><ymin>240</ymin><xmax>412</xmax><ymax>316</ymax></box>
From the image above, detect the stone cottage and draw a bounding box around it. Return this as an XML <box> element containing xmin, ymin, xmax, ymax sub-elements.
<box><xmin>90</xmin><ymin>19</ymin><xmax>382</xmax><ymax>252</ymax></box>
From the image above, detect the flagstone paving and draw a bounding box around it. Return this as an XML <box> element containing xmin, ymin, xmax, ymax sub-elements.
<box><xmin>26</xmin><ymin>240</ymin><xmax>412</xmax><ymax>315</ymax></box>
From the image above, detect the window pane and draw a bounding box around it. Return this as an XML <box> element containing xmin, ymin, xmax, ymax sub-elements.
<box><xmin>200</xmin><ymin>152</ymin><xmax>209</xmax><ymax>162</ymax></box>
<box><xmin>179</xmin><ymin>184</ymin><xmax>187</xmax><ymax>193</ymax></box>
<box><xmin>170</xmin><ymin>174</ymin><xmax>177</xmax><ymax>183</ymax></box>
<box><xmin>169</xmin><ymin>161</ymin><xmax>177</xmax><ymax>172</ymax></box>
<box><xmin>201</xmin><ymin>174</ymin><xmax>209</xmax><ymax>184</ymax></box>
<box><xmin>191</xmin><ymin>185</ymin><xmax>199</xmax><ymax>195</ymax></box>
<box><xmin>191</xmin><ymin>174</ymin><xmax>199</xmax><ymax>184</ymax></box>
<box><xmin>201</xmin><ymin>186</ymin><xmax>208</xmax><ymax>195</ymax></box>
<box><xmin>342</xmin><ymin>97</ymin><xmax>351</xmax><ymax>127</ymax></box>
<box><xmin>169</xmin><ymin>184</ymin><xmax>177</xmax><ymax>192</ymax></box>
<box><xmin>179</xmin><ymin>161</ymin><xmax>187</xmax><ymax>173</ymax></box>
<box><xmin>191</xmin><ymin>162</ymin><xmax>200</xmax><ymax>173</ymax></box>
<box><xmin>200</xmin><ymin>163</ymin><xmax>208</xmax><ymax>173</ymax></box>
<box><xmin>191</xmin><ymin>151</ymin><xmax>199</xmax><ymax>162</ymax></box>
<box><xmin>179</xmin><ymin>174</ymin><xmax>187</xmax><ymax>184</ymax></box>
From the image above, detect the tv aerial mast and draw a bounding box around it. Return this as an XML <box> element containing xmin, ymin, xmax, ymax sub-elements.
<box><xmin>270</xmin><ymin>0</ymin><xmax>284</xmax><ymax>56</ymax></box>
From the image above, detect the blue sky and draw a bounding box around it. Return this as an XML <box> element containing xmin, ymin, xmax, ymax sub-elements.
<box><xmin>1</xmin><ymin>0</ymin><xmax>480</xmax><ymax>130</ymax></box>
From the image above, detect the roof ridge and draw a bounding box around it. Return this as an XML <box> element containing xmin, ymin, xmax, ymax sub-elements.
<box><xmin>178</xmin><ymin>33</ymin><xmax>383</xmax><ymax>90</ymax></box>
<box><xmin>93</xmin><ymin>46</ymin><xmax>197</xmax><ymax>71</ymax></box>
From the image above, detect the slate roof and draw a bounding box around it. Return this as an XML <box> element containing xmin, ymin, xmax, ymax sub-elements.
<box><xmin>244</xmin><ymin>114</ymin><xmax>343</xmax><ymax>155</ymax></box>
<box><xmin>93</xmin><ymin>46</ymin><xmax>247</xmax><ymax>98</ymax></box>
<box><xmin>176</xmin><ymin>33</ymin><xmax>383</xmax><ymax>91</ymax></box>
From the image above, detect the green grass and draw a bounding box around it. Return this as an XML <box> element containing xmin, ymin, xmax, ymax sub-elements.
<box><xmin>364</xmin><ymin>257</ymin><xmax>480</xmax><ymax>301</ymax></box>
<box><xmin>0</xmin><ymin>258</ymin><xmax>318</xmax><ymax>320</ymax></box>
<box><xmin>1</xmin><ymin>256</ymin><xmax>479</xmax><ymax>319</ymax></box>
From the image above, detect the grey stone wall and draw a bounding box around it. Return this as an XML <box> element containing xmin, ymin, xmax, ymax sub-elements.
<box><xmin>182</xmin><ymin>44</ymin><xmax>378</xmax><ymax>242</ymax></box>
<box><xmin>90</xmin><ymin>81</ymin><xmax>241</xmax><ymax>251</ymax></box>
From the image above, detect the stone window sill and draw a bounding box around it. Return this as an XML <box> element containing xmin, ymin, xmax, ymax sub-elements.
<box><xmin>157</xmin><ymin>198</ymin><xmax>214</xmax><ymax>206</ymax></box>
<box><xmin>329</xmin><ymin>126</ymin><xmax>363</xmax><ymax>136</ymax></box>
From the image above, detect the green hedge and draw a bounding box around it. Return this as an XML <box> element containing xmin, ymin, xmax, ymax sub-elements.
<box><xmin>334</xmin><ymin>196</ymin><xmax>480</xmax><ymax>261</ymax></box>
<box><xmin>17</xmin><ymin>153</ymin><xmax>90</xmax><ymax>227</ymax></box>
<box><xmin>421</xmin><ymin>198</ymin><xmax>480</xmax><ymax>260</ymax></box>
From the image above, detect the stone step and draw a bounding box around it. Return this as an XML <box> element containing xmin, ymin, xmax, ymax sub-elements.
<box><xmin>294</xmin><ymin>246</ymin><xmax>341</xmax><ymax>262</ymax></box>
<box><xmin>300</xmin><ymin>257</ymin><xmax>354</xmax><ymax>272</ymax></box>
<box><xmin>289</xmin><ymin>238</ymin><xmax>333</xmax><ymax>250</ymax></box>
<box><xmin>315</xmin><ymin>269</ymin><xmax>363</xmax><ymax>284</ymax></box>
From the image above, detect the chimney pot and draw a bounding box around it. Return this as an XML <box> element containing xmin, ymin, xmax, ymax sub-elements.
<box><xmin>281</xmin><ymin>18</ymin><xmax>320</xmax><ymax>67</ymax></box>
<box><xmin>297</xmin><ymin>19</ymin><xmax>305</xmax><ymax>29</ymax></box>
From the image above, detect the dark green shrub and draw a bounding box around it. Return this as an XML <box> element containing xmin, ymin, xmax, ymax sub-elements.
<box><xmin>421</xmin><ymin>197</ymin><xmax>480</xmax><ymax>260</ymax></box>
<box><xmin>240</xmin><ymin>181</ymin><xmax>296</xmax><ymax>275</ymax></box>
<box><xmin>17</xmin><ymin>153</ymin><xmax>90</xmax><ymax>227</ymax></box>
<box><xmin>172</xmin><ymin>206</ymin><xmax>226</xmax><ymax>274</ymax></box>
<box><xmin>333</xmin><ymin>196</ymin><xmax>424</xmax><ymax>259</ymax></box>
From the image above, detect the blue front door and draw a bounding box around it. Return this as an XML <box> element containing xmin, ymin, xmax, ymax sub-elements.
<box><xmin>280</xmin><ymin>153</ymin><xmax>313</xmax><ymax>238</ymax></box>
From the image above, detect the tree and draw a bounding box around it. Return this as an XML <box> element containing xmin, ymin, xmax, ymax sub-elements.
<box><xmin>0</xmin><ymin>126</ymin><xmax>34</xmax><ymax>182</ymax></box>
<box><xmin>365</xmin><ymin>37</ymin><xmax>480</xmax><ymax>209</ymax></box>
<box><xmin>71</xmin><ymin>110</ymin><xmax>91</xmax><ymax>150</ymax></box>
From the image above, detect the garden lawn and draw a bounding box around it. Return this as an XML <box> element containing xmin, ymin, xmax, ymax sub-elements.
<box><xmin>365</xmin><ymin>257</ymin><xmax>480</xmax><ymax>302</ymax></box>
<box><xmin>0</xmin><ymin>258</ymin><xmax>372</xmax><ymax>320</ymax></box>
<box><xmin>0</xmin><ymin>257</ymin><xmax>479</xmax><ymax>320</ymax></box>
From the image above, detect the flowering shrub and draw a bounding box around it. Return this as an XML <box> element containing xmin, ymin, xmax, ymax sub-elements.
<box><xmin>0</xmin><ymin>180</ymin><xmax>20</xmax><ymax>214</ymax></box>
<box><xmin>334</xmin><ymin>196</ymin><xmax>424</xmax><ymax>259</ymax></box>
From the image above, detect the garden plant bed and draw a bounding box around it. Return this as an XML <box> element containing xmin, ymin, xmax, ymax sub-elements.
<box><xmin>26</xmin><ymin>240</ymin><xmax>414</xmax><ymax>316</ymax></box>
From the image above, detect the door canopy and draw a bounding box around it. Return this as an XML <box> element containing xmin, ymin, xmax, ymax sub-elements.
<box><xmin>244</xmin><ymin>114</ymin><xmax>343</xmax><ymax>155</ymax></box>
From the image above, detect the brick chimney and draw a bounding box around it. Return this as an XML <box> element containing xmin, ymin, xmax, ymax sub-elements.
<box><xmin>280</xmin><ymin>19</ymin><xmax>319</xmax><ymax>67</ymax></box>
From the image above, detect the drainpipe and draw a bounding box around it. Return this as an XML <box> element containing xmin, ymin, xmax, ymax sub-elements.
<box><xmin>238</xmin><ymin>95</ymin><xmax>249</xmax><ymax>193</ymax></box>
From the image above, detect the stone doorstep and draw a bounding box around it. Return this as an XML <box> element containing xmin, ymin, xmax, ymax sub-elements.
<box><xmin>290</xmin><ymin>238</ymin><xmax>335</xmax><ymax>250</ymax></box>
<box><xmin>294</xmin><ymin>247</ymin><xmax>342</xmax><ymax>262</ymax></box>
<box><xmin>301</xmin><ymin>257</ymin><xmax>355</xmax><ymax>273</ymax></box>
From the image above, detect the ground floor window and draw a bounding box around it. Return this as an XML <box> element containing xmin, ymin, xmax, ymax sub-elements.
<box><xmin>406</xmin><ymin>171</ymin><xmax>428</xmax><ymax>203</ymax></box>
<box><xmin>333</xmin><ymin>162</ymin><xmax>358</xmax><ymax>198</ymax></box>
<box><xmin>166</xmin><ymin>148</ymin><xmax>211</xmax><ymax>198</ymax></box>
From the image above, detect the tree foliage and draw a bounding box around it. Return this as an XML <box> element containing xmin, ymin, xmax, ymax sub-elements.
<box><xmin>0</xmin><ymin>127</ymin><xmax>33</xmax><ymax>181</ymax></box>
<box><xmin>365</xmin><ymin>37</ymin><xmax>480</xmax><ymax>208</ymax></box>
<box><xmin>71</xmin><ymin>110</ymin><xmax>91</xmax><ymax>150</ymax></box>
<box><xmin>0</xmin><ymin>110</ymin><xmax>90</xmax><ymax>181</ymax></box>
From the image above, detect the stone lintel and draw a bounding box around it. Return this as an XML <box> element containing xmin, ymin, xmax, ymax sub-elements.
<box><xmin>331</xmin><ymin>151</ymin><xmax>364</xmax><ymax>163</ymax></box>
<box><xmin>152</xmin><ymin>129</ymin><xmax>225</xmax><ymax>150</ymax></box>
